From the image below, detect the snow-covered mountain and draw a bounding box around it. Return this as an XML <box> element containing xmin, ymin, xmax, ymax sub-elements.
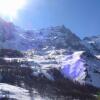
<box><xmin>0</xmin><ymin>18</ymin><xmax>26</xmax><ymax>50</ymax></box>
<box><xmin>83</xmin><ymin>35</ymin><xmax>100</xmax><ymax>59</ymax></box>
<box><xmin>0</xmin><ymin>18</ymin><xmax>100</xmax><ymax>99</ymax></box>
<box><xmin>0</xmin><ymin>50</ymin><xmax>99</xmax><ymax>100</ymax></box>
<box><xmin>25</xmin><ymin>49</ymin><xmax>100</xmax><ymax>88</ymax></box>
<box><xmin>0</xmin><ymin>83</ymin><xmax>30</xmax><ymax>100</ymax></box>
<box><xmin>23</xmin><ymin>26</ymin><xmax>87</xmax><ymax>51</ymax></box>
<box><xmin>0</xmin><ymin>18</ymin><xmax>87</xmax><ymax>51</ymax></box>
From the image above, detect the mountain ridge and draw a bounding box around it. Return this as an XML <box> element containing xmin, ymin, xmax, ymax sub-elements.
<box><xmin>0</xmin><ymin>18</ymin><xmax>100</xmax><ymax>99</ymax></box>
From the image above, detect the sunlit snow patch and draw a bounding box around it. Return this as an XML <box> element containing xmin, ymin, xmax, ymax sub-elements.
<box><xmin>0</xmin><ymin>83</ymin><xmax>30</xmax><ymax>100</ymax></box>
<box><xmin>61</xmin><ymin>51</ymin><xmax>86</xmax><ymax>82</ymax></box>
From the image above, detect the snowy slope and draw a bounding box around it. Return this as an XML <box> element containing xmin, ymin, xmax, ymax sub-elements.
<box><xmin>0</xmin><ymin>18</ymin><xmax>100</xmax><ymax>88</ymax></box>
<box><xmin>1</xmin><ymin>48</ymin><xmax>100</xmax><ymax>88</ymax></box>
<box><xmin>0</xmin><ymin>57</ymin><xmax>98</xmax><ymax>100</ymax></box>
<box><xmin>25</xmin><ymin>49</ymin><xmax>100</xmax><ymax>88</ymax></box>
<box><xmin>60</xmin><ymin>51</ymin><xmax>100</xmax><ymax>87</ymax></box>
<box><xmin>0</xmin><ymin>83</ymin><xmax>49</xmax><ymax>100</ymax></box>
<box><xmin>83</xmin><ymin>35</ymin><xmax>100</xmax><ymax>58</ymax></box>
<box><xmin>0</xmin><ymin>83</ymin><xmax>30</xmax><ymax>100</ymax></box>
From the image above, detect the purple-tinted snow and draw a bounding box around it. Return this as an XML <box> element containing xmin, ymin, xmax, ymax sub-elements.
<box><xmin>61</xmin><ymin>52</ymin><xmax>86</xmax><ymax>81</ymax></box>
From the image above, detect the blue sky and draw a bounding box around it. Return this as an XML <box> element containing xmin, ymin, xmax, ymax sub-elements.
<box><xmin>14</xmin><ymin>0</ymin><xmax>100</xmax><ymax>38</ymax></box>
